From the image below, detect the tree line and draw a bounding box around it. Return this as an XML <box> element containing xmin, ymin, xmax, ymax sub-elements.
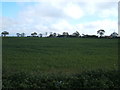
<box><xmin>1</xmin><ymin>29</ymin><xmax>119</xmax><ymax>38</ymax></box>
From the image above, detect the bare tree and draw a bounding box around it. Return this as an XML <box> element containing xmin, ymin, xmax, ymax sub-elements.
<box><xmin>45</xmin><ymin>32</ymin><xmax>47</xmax><ymax>37</ymax></box>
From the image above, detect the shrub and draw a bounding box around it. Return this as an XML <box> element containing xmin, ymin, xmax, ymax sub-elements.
<box><xmin>2</xmin><ymin>69</ymin><xmax>120</xmax><ymax>89</ymax></box>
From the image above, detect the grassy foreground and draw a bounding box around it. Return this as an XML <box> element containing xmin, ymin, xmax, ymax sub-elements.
<box><xmin>2</xmin><ymin>37</ymin><xmax>119</xmax><ymax>89</ymax></box>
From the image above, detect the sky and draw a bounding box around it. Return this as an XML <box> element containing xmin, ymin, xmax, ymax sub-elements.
<box><xmin>0</xmin><ymin>0</ymin><xmax>119</xmax><ymax>36</ymax></box>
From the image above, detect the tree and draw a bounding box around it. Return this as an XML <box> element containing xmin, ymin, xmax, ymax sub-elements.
<box><xmin>45</xmin><ymin>32</ymin><xmax>47</xmax><ymax>37</ymax></box>
<box><xmin>16</xmin><ymin>33</ymin><xmax>21</xmax><ymax>37</ymax></box>
<box><xmin>58</xmin><ymin>34</ymin><xmax>61</xmax><ymax>36</ymax></box>
<box><xmin>50</xmin><ymin>32</ymin><xmax>52</xmax><ymax>35</ymax></box>
<box><xmin>1</xmin><ymin>31</ymin><xmax>9</xmax><ymax>37</ymax></box>
<box><xmin>110</xmin><ymin>32</ymin><xmax>118</xmax><ymax>38</ymax></box>
<box><xmin>21</xmin><ymin>33</ymin><xmax>25</xmax><ymax>37</ymax></box>
<box><xmin>16</xmin><ymin>33</ymin><xmax>25</xmax><ymax>37</ymax></box>
<box><xmin>39</xmin><ymin>33</ymin><xmax>42</xmax><ymax>37</ymax></box>
<box><xmin>31</xmin><ymin>32</ymin><xmax>37</xmax><ymax>37</ymax></box>
<box><xmin>53</xmin><ymin>33</ymin><xmax>57</xmax><ymax>37</ymax></box>
<box><xmin>82</xmin><ymin>34</ymin><xmax>85</xmax><ymax>36</ymax></box>
<box><xmin>72</xmin><ymin>31</ymin><xmax>80</xmax><ymax>37</ymax></box>
<box><xmin>63</xmin><ymin>32</ymin><xmax>69</xmax><ymax>37</ymax></box>
<box><xmin>49</xmin><ymin>32</ymin><xmax>56</xmax><ymax>37</ymax></box>
<box><xmin>97</xmin><ymin>29</ymin><xmax>105</xmax><ymax>37</ymax></box>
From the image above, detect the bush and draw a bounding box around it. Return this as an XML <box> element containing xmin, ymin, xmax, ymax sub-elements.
<box><xmin>2</xmin><ymin>69</ymin><xmax>120</xmax><ymax>89</ymax></box>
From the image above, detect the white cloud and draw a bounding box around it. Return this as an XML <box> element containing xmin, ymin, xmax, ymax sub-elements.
<box><xmin>1</xmin><ymin>0</ymin><xmax>118</xmax><ymax>36</ymax></box>
<box><xmin>99</xmin><ymin>9</ymin><xmax>118</xmax><ymax>18</ymax></box>
<box><xmin>63</xmin><ymin>3</ymin><xmax>84</xmax><ymax>19</ymax></box>
<box><xmin>81</xmin><ymin>2</ymin><xmax>118</xmax><ymax>18</ymax></box>
<box><xmin>51</xmin><ymin>20</ymin><xmax>74</xmax><ymax>34</ymax></box>
<box><xmin>1</xmin><ymin>0</ymin><xmax>119</xmax><ymax>2</ymax></box>
<box><xmin>0</xmin><ymin>17</ymin><xmax>18</xmax><ymax>30</ymax></box>
<box><xmin>15</xmin><ymin>1</ymin><xmax>83</xmax><ymax>35</ymax></box>
<box><xmin>76</xmin><ymin>20</ymin><xmax>118</xmax><ymax>35</ymax></box>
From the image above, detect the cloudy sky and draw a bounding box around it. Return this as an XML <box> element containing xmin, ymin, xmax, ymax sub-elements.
<box><xmin>0</xmin><ymin>0</ymin><xmax>119</xmax><ymax>36</ymax></box>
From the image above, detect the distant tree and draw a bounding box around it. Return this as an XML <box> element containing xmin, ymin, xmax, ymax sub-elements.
<box><xmin>49</xmin><ymin>34</ymin><xmax>53</xmax><ymax>37</ymax></box>
<box><xmin>45</xmin><ymin>32</ymin><xmax>47</xmax><ymax>37</ymax></box>
<box><xmin>31</xmin><ymin>33</ymin><xmax>34</xmax><ymax>37</ymax></box>
<box><xmin>53</xmin><ymin>33</ymin><xmax>57</xmax><ymax>37</ymax></box>
<box><xmin>49</xmin><ymin>32</ymin><xmax>57</xmax><ymax>37</ymax></box>
<box><xmin>63</xmin><ymin>32</ymin><xmax>69</xmax><ymax>37</ymax></box>
<box><xmin>21</xmin><ymin>33</ymin><xmax>25</xmax><ymax>37</ymax></box>
<box><xmin>58</xmin><ymin>34</ymin><xmax>61</xmax><ymax>36</ymax></box>
<box><xmin>110</xmin><ymin>32</ymin><xmax>118</xmax><ymax>38</ymax></box>
<box><xmin>97</xmin><ymin>29</ymin><xmax>105</xmax><ymax>37</ymax></box>
<box><xmin>39</xmin><ymin>33</ymin><xmax>42</xmax><ymax>37</ymax></box>
<box><xmin>1</xmin><ymin>31</ymin><xmax>9</xmax><ymax>37</ymax></box>
<box><xmin>31</xmin><ymin>32</ymin><xmax>37</xmax><ymax>37</ymax></box>
<box><xmin>72</xmin><ymin>31</ymin><xmax>80</xmax><ymax>37</ymax></box>
<box><xmin>16</xmin><ymin>33</ymin><xmax>25</xmax><ymax>37</ymax></box>
<box><xmin>82</xmin><ymin>34</ymin><xmax>84</xmax><ymax>36</ymax></box>
<box><xmin>16</xmin><ymin>33</ymin><xmax>20</xmax><ymax>37</ymax></box>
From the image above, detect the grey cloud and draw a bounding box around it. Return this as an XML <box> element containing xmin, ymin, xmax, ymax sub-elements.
<box><xmin>28</xmin><ymin>3</ymin><xmax>66</xmax><ymax>18</ymax></box>
<box><xmin>84</xmin><ymin>24</ymin><xmax>96</xmax><ymax>29</ymax></box>
<box><xmin>97</xmin><ymin>2</ymin><xmax>117</xmax><ymax>10</ymax></box>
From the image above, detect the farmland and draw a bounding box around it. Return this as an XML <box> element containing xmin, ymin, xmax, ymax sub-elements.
<box><xmin>2</xmin><ymin>37</ymin><xmax>119</xmax><ymax>89</ymax></box>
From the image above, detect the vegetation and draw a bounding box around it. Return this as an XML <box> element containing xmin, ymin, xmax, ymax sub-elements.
<box><xmin>2</xmin><ymin>37</ymin><xmax>119</xmax><ymax>89</ymax></box>
<box><xmin>97</xmin><ymin>29</ymin><xmax>105</xmax><ymax>37</ymax></box>
<box><xmin>31</xmin><ymin>32</ymin><xmax>37</xmax><ymax>37</ymax></box>
<box><xmin>1</xmin><ymin>30</ymin><xmax>119</xmax><ymax>38</ymax></box>
<box><xmin>1</xmin><ymin>31</ymin><xmax>9</xmax><ymax>37</ymax></box>
<box><xmin>3</xmin><ymin>70</ymin><xmax>120</xmax><ymax>89</ymax></box>
<box><xmin>16</xmin><ymin>33</ymin><xmax>25</xmax><ymax>37</ymax></box>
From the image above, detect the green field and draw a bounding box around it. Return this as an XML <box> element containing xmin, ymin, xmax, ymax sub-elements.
<box><xmin>3</xmin><ymin>37</ymin><xmax>118</xmax><ymax>75</ymax></box>
<box><xmin>2</xmin><ymin>37</ymin><xmax>119</xmax><ymax>89</ymax></box>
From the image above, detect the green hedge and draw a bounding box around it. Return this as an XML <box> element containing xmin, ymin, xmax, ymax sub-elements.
<box><xmin>2</xmin><ymin>69</ymin><xmax>120</xmax><ymax>89</ymax></box>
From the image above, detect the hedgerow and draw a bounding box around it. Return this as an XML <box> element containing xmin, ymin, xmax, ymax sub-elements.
<box><xmin>2</xmin><ymin>69</ymin><xmax>120</xmax><ymax>89</ymax></box>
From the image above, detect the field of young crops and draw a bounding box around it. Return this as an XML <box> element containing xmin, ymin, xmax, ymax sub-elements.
<box><xmin>2</xmin><ymin>37</ymin><xmax>119</xmax><ymax>89</ymax></box>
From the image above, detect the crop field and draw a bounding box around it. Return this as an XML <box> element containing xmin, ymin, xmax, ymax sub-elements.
<box><xmin>2</xmin><ymin>37</ymin><xmax>119</xmax><ymax>89</ymax></box>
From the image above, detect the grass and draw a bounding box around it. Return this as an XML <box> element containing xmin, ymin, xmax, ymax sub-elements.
<box><xmin>2</xmin><ymin>37</ymin><xmax>119</xmax><ymax>89</ymax></box>
<box><xmin>2</xmin><ymin>37</ymin><xmax>118</xmax><ymax>74</ymax></box>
